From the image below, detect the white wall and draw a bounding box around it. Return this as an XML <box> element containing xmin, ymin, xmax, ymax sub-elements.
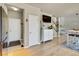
<box><xmin>2</xmin><ymin>5</ymin><xmax>8</xmax><ymax>43</ymax></box>
<box><xmin>2</xmin><ymin>4</ymin><xmax>8</xmax><ymax>15</ymax></box>
<box><xmin>0</xmin><ymin>3</ymin><xmax>3</xmax><ymax>6</ymax></box>
<box><xmin>60</xmin><ymin>16</ymin><xmax>79</xmax><ymax>30</ymax></box>
<box><xmin>0</xmin><ymin>7</ymin><xmax>2</xmax><ymax>43</ymax></box>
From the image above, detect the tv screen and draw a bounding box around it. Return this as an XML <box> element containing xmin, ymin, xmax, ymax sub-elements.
<box><xmin>42</xmin><ymin>15</ymin><xmax>51</xmax><ymax>23</ymax></box>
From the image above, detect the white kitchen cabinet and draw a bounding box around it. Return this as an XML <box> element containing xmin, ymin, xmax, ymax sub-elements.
<box><xmin>42</xmin><ymin>29</ymin><xmax>53</xmax><ymax>42</ymax></box>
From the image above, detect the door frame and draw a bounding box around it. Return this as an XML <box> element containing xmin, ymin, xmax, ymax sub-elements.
<box><xmin>6</xmin><ymin>5</ymin><xmax>24</xmax><ymax>47</ymax></box>
<box><xmin>8</xmin><ymin>18</ymin><xmax>21</xmax><ymax>47</ymax></box>
<box><xmin>0</xmin><ymin>7</ymin><xmax>2</xmax><ymax>56</ymax></box>
<box><xmin>28</xmin><ymin>14</ymin><xmax>40</xmax><ymax>47</ymax></box>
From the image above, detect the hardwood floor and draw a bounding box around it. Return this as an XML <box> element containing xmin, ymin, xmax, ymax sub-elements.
<box><xmin>2</xmin><ymin>36</ymin><xmax>79</xmax><ymax>56</ymax></box>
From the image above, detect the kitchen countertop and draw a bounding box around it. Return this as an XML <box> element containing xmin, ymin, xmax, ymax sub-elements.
<box><xmin>67</xmin><ymin>30</ymin><xmax>79</xmax><ymax>37</ymax></box>
<box><xmin>67</xmin><ymin>30</ymin><xmax>79</xmax><ymax>34</ymax></box>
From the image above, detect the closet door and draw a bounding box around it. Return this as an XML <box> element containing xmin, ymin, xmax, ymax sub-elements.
<box><xmin>8</xmin><ymin>18</ymin><xmax>21</xmax><ymax>42</ymax></box>
<box><xmin>28</xmin><ymin>15</ymin><xmax>40</xmax><ymax>47</ymax></box>
<box><xmin>8</xmin><ymin>10</ymin><xmax>21</xmax><ymax>46</ymax></box>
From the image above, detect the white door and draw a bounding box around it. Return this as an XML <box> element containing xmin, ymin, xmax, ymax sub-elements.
<box><xmin>8</xmin><ymin>18</ymin><xmax>21</xmax><ymax>43</ymax></box>
<box><xmin>28</xmin><ymin>15</ymin><xmax>40</xmax><ymax>47</ymax></box>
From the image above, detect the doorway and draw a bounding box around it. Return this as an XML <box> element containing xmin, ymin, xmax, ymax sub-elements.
<box><xmin>7</xmin><ymin>5</ymin><xmax>23</xmax><ymax>47</ymax></box>
<box><xmin>2</xmin><ymin>4</ymin><xmax>24</xmax><ymax>56</ymax></box>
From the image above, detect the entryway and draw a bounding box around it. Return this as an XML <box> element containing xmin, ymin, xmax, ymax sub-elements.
<box><xmin>2</xmin><ymin>4</ymin><xmax>24</xmax><ymax>56</ymax></box>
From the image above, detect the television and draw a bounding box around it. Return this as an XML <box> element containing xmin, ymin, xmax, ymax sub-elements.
<box><xmin>42</xmin><ymin>15</ymin><xmax>51</xmax><ymax>23</ymax></box>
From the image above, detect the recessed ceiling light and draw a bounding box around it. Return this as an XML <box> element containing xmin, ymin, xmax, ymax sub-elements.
<box><xmin>11</xmin><ymin>7</ymin><xmax>19</xmax><ymax>11</ymax></box>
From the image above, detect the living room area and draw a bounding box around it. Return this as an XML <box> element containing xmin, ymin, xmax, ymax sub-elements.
<box><xmin>1</xmin><ymin>3</ymin><xmax>79</xmax><ymax>56</ymax></box>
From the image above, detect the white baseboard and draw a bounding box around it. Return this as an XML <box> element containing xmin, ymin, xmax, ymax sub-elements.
<box><xmin>24</xmin><ymin>42</ymin><xmax>41</xmax><ymax>48</ymax></box>
<box><xmin>24</xmin><ymin>45</ymin><xmax>29</xmax><ymax>48</ymax></box>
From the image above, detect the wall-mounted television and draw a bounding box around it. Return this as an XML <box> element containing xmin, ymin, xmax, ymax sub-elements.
<box><xmin>42</xmin><ymin>15</ymin><xmax>51</xmax><ymax>23</ymax></box>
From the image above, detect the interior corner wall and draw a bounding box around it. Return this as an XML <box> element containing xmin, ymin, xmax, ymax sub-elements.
<box><xmin>2</xmin><ymin>4</ymin><xmax>8</xmax><ymax>44</ymax></box>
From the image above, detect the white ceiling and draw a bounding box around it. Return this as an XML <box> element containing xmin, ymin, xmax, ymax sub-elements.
<box><xmin>27</xmin><ymin>3</ymin><xmax>79</xmax><ymax>16</ymax></box>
